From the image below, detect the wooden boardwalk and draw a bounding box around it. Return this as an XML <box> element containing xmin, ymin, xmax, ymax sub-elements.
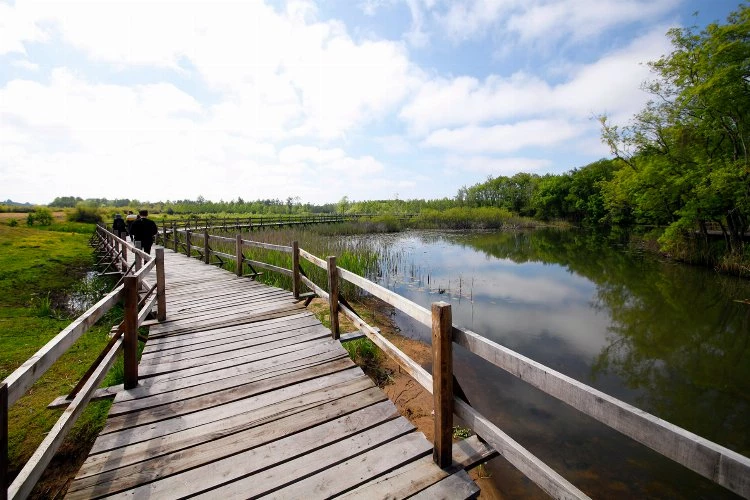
<box><xmin>65</xmin><ymin>249</ymin><xmax>481</xmax><ymax>499</ymax></box>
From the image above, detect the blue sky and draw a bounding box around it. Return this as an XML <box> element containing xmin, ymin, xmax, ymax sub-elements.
<box><xmin>0</xmin><ymin>0</ymin><xmax>743</xmax><ymax>205</ymax></box>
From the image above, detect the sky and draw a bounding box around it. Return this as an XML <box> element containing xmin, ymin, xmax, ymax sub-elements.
<box><xmin>0</xmin><ymin>0</ymin><xmax>743</xmax><ymax>205</ymax></box>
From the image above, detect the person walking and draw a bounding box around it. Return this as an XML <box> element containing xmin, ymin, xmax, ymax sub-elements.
<box><xmin>125</xmin><ymin>211</ymin><xmax>138</xmax><ymax>241</ymax></box>
<box><xmin>130</xmin><ymin>210</ymin><xmax>158</xmax><ymax>254</ymax></box>
<box><xmin>112</xmin><ymin>214</ymin><xmax>127</xmax><ymax>239</ymax></box>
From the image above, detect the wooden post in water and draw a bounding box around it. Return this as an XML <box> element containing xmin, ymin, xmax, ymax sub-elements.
<box><xmin>156</xmin><ymin>248</ymin><xmax>166</xmax><ymax>322</ymax></box>
<box><xmin>292</xmin><ymin>241</ymin><xmax>300</xmax><ymax>300</ymax></box>
<box><xmin>326</xmin><ymin>256</ymin><xmax>339</xmax><ymax>339</ymax></box>
<box><xmin>185</xmin><ymin>230</ymin><xmax>192</xmax><ymax>258</ymax></box>
<box><xmin>123</xmin><ymin>276</ymin><xmax>139</xmax><ymax>389</ymax></box>
<box><xmin>432</xmin><ymin>301</ymin><xmax>453</xmax><ymax>468</ymax></box>
<box><xmin>172</xmin><ymin>222</ymin><xmax>178</xmax><ymax>252</ymax></box>
<box><xmin>1</xmin><ymin>382</ymin><xmax>7</xmax><ymax>500</ymax></box>
<box><xmin>204</xmin><ymin>230</ymin><xmax>210</xmax><ymax>264</ymax></box>
<box><xmin>235</xmin><ymin>234</ymin><xmax>243</xmax><ymax>277</ymax></box>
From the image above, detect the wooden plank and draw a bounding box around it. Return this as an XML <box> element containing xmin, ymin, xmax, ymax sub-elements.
<box><xmin>68</xmin><ymin>389</ymin><xmax>391</xmax><ymax>496</ymax></box>
<box><xmin>299</xmin><ymin>247</ymin><xmax>327</xmax><ymax>269</ymax></box>
<box><xmin>108</xmin><ymin>347</ymin><xmax>347</xmax><ymax>416</ymax></box>
<box><xmin>7</xmin><ymin>338</ymin><xmax>122</xmax><ymax>500</ymax></box>
<box><xmin>90</xmin><ymin>368</ymin><xmax>368</xmax><ymax>455</ymax></box>
<box><xmin>240</xmin><ymin>239</ymin><xmax>292</xmax><ymax>253</ymax></box>
<box><xmin>454</xmin><ymin>399</ymin><xmax>589</xmax><ymax>500</ymax></box>
<box><xmin>140</xmin><ymin>337</ymin><xmax>329</xmax><ymax>386</ymax></box>
<box><xmin>101</xmin><ymin>356</ymin><xmax>357</xmax><ymax>434</ymax></box>
<box><xmin>339</xmin><ymin>455</ymin><xmax>449</xmax><ymax>499</ymax></box>
<box><xmin>340</xmin><ymin>331</ymin><xmax>366</xmax><ymax>342</ymax></box>
<box><xmin>409</xmin><ymin>469</ymin><xmax>479</xmax><ymax>500</ymax></box>
<box><xmin>123</xmin><ymin>277</ymin><xmax>138</xmax><ymax>390</ymax></box>
<box><xmin>48</xmin><ymin>385</ymin><xmax>122</xmax><ymax>409</ymax></box>
<box><xmin>1</xmin><ymin>285</ymin><xmax>123</xmax><ymax>406</ymax></box>
<box><xmin>137</xmin><ymin>329</ymin><xmax>331</xmax><ymax>378</ymax></box>
<box><xmin>452</xmin><ymin>327</ymin><xmax>750</xmax><ymax>498</ymax></box>
<box><xmin>452</xmin><ymin>435</ymin><xmax>499</xmax><ymax>470</ymax></box>
<box><xmin>155</xmin><ymin>248</ymin><xmax>166</xmax><ymax>321</ymax></box>
<box><xmin>186</xmin><ymin>418</ymin><xmax>417</xmax><ymax>499</ymax></box>
<box><xmin>432</xmin><ymin>301</ymin><xmax>453</xmax><ymax>468</ymax></box>
<box><xmin>244</xmin><ymin>258</ymin><xmax>292</xmax><ymax>277</ymax></box>
<box><xmin>138</xmin><ymin>322</ymin><xmax>329</xmax><ymax>365</ymax></box>
<box><xmin>300</xmin><ymin>274</ymin><xmax>328</xmax><ymax>300</ymax></box>
<box><xmin>264</xmin><ymin>431</ymin><xmax>433</xmax><ymax>499</ymax></box>
<box><xmin>337</xmin><ymin>265</ymin><xmax>432</xmax><ymax>327</ymax></box>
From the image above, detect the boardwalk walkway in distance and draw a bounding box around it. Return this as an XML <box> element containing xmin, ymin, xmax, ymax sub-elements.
<box><xmin>65</xmin><ymin>248</ymin><xmax>482</xmax><ymax>499</ymax></box>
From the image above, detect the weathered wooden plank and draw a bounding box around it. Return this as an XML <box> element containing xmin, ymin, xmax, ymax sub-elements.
<box><xmin>139</xmin><ymin>337</ymin><xmax>329</xmax><ymax>386</ymax></box>
<box><xmin>244</xmin><ymin>258</ymin><xmax>292</xmax><ymax>277</ymax></box>
<box><xmin>409</xmin><ymin>469</ymin><xmax>479</xmax><ymax>500</ymax></box>
<box><xmin>452</xmin><ymin>327</ymin><xmax>750</xmax><ymax>498</ymax></box>
<box><xmin>2</xmin><ymin>286</ymin><xmax>123</xmax><ymax>406</ymax></box>
<box><xmin>48</xmin><ymin>385</ymin><xmax>122</xmax><ymax>409</ymax></box>
<box><xmin>337</xmin><ymin>265</ymin><xmax>432</xmax><ymax>326</ymax></box>
<box><xmin>108</xmin><ymin>347</ymin><xmax>347</xmax><ymax>416</ymax></box>
<box><xmin>90</xmin><ymin>368</ymin><xmax>368</xmax><ymax>455</ymax></box>
<box><xmin>299</xmin><ymin>247</ymin><xmax>327</xmax><ymax>269</ymax></box>
<box><xmin>184</xmin><ymin>418</ymin><xmax>417</xmax><ymax>500</ymax></box>
<box><xmin>138</xmin><ymin>330</ymin><xmax>331</xmax><ymax>378</ymax></box>
<box><xmin>101</xmin><ymin>357</ymin><xmax>357</xmax><ymax>434</ymax></box>
<box><xmin>142</xmin><ymin>312</ymin><xmax>317</xmax><ymax>353</ymax></box>
<box><xmin>138</xmin><ymin>323</ymin><xmax>330</xmax><ymax>365</ymax></box>
<box><xmin>240</xmin><ymin>239</ymin><xmax>292</xmax><ymax>253</ymax></box>
<box><xmin>342</xmin><ymin>438</ymin><xmax>493</xmax><ymax>499</ymax></box>
<box><xmin>265</xmin><ymin>431</ymin><xmax>433</xmax><ymax>499</ymax></box>
<box><xmin>68</xmin><ymin>389</ymin><xmax>391</xmax><ymax>497</ymax></box>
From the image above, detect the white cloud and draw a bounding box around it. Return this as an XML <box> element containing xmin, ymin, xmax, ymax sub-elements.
<box><xmin>446</xmin><ymin>155</ymin><xmax>551</xmax><ymax>175</ymax></box>
<box><xmin>9</xmin><ymin>59</ymin><xmax>39</xmax><ymax>71</ymax></box>
<box><xmin>424</xmin><ymin>120</ymin><xmax>581</xmax><ymax>153</ymax></box>
<box><xmin>433</xmin><ymin>0</ymin><xmax>678</xmax><ymax>44</ymax></box>
<box><xmin>400</xmin><ymin>27</ymin><xmax>670</xmax><ymax>137</ymax></box>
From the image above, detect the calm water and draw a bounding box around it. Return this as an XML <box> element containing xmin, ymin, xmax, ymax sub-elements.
<box><xmin>347</xmin><ymin>229</ymin><xmax>750</xmax><ymax>499</ymax></box>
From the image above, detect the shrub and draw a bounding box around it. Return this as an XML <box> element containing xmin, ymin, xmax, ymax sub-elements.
<box><xmin>26</xmin><ymin>213</ymin><xmax>34</xmax><ymax>226</ymax></box>
<box><xmin>34</xmin><ymin>206</ymin><xmax>53</xmax><ymax>225</ymax></box>
<box><xmin>67</xmin><ymin>203</ymin><xmax>103</xmax><ymax>223</ymax></box>
<box><xmin>8</xmin><ymin>219</ymin><xmax>18</xmax><ymax>227</ymax></box>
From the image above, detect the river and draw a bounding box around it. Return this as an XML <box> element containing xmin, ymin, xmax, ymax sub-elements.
<box><xmin>344</xmin><ymin>228</ymin><xmax>750</xmax><ymax>499</ymax></box>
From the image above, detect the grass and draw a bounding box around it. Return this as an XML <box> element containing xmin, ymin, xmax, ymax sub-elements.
<box><xmin>0</xmin><ymin>218</ymin><xmax>122</xmax><ymax>496</ymax></box>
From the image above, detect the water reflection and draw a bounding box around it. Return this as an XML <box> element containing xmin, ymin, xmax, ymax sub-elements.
<box><xmin>347</xmin><ymin>229</ymin><xmax>750</xmax><ymax>498</ymax></box>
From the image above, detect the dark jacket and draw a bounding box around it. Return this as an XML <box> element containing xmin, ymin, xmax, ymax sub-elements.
<box><xmin>113</xmin><ymin>218</ymin><xmax>127</xmax><ymax>233</ymax></box>
<box><xmin>131</xmin><ymin>217</ymin><xmax>158</xmax><ymax>244</ymax></box>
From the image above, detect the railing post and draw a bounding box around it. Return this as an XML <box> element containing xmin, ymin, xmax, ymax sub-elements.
<box><xmin>172</xmin><ymin>223</ymin><xmax>178</xmax><ymax>252</ymax></box>
<box><xmin>123</xmin><ymin>276</ymin><xmax>139</xmax><ymax>390</ymax></box>
<box><xmin>204</xmin><ymin>230</ymin><xmax>210</xmax><ymax>264</ymax></box>
<box><xmin>134</xmin><ymin>243</ymin><xmax>142</xmax><ymax>272</ymax></box>
<box><xmin>186</xmin><ymin>230</ymin><xmax>192</xmax><ymax>258</ymax></box>
<box><xmin>162</xmin><ymin>223</ymin><xmax>167</xmax><ymax>247</ymax></box>
<box><xmin>235</xmin><ymin>234</ymin><xmax>243</xmax><ymax>277</ymax></box>
<box><xmin>292</xmin><ymin>241</ymin><xmax>300</xmax><ymax>300</ymax></box>
<box><xmin>1</xmin><ymin>381</ymin><xmax>7</xmax><ymax>500</ymax></box>
<box><xmin>432</xmin><ymin>301</ymin><xmax>453</xmax><ymax>468</ymax></box>
<box><xmin>327</xmin><ymin>256</ymin><xmax>339</xmax><ymax>339</ymax></box>
<box><xmin>156</xmin><ymin>248</ymin><xmax>166</xmax><ymax>322</ymax></box>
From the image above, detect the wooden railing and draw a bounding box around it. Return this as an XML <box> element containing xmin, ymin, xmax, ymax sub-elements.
<box><xmin>0</xmin><ymin>226</ymin><xmax>166</xmax><ymax>500</ymax></box>
<box><xmin>153</xmin><ymin>212</ymin><xmax>417</xmax><ymax>233</ymax></box>
<box><xmin>160</xmin><ymin>228</ymin><xmax>750</xmax><ymax>499</ymax></box>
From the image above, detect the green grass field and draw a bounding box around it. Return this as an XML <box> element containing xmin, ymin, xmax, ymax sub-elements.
<box><xmin>0</xmin><ymin>218</ymin><xmax>122</xmax><ymax>497</ymax></box>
